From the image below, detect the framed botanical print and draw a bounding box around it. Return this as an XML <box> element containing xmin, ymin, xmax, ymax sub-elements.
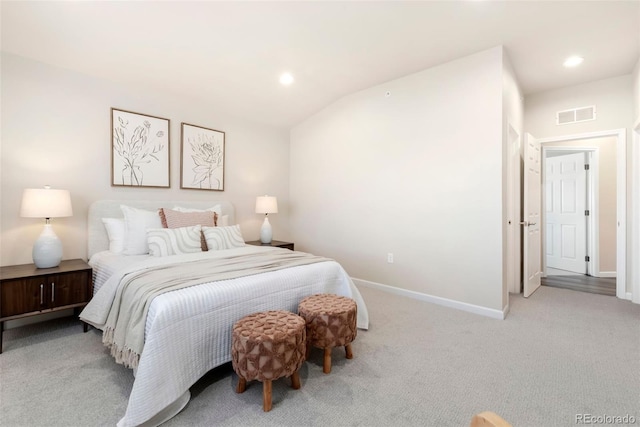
<box><xmin>180</xmin><ymin>122</ymin><xmax>225</xmax><ymax>191</ymax></box>
<box><xmin>111</xmin><ymin>108</ymin><xmax>170</xmax><ymax>187</ymax></box>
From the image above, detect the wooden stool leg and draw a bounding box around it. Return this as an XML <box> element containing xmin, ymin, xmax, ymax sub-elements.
<box><xmin>323</xmin><ymin>347</ymin><xmax>332</xmax><ymax>374</ymax></box>
<box><xmin>290</xmin><ymin>371</ymin><xmax>301</xmax><ymax>389</ymax></box>
<box><xmin>236</xmin><ymin>376</ymin><xmax>247</xmax><ymax>393</ymax></box>
<box><xmin>305</xmin><ymin>340</ymin><xmax>311</xmax><ymax>359</ymax></box>
<box><xmin>263</xmin><ymin>380</ymin><xmax>273</xmax><ymax>412</ymax></box>
<box><xmin>345</xmin><ymin>343</ymin><xmax>353</xmax><ymax>359</ymax></box>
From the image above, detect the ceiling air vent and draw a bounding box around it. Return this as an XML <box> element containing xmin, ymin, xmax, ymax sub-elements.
<box><xmin>556</xmin><ymin>105</ymin><xmax>596</xmax><ymax>125</ymax></box>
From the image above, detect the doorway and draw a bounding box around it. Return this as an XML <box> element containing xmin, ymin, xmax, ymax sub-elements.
<box><xmin>544</xmin><ymin>149</ymin><xmax>591</xmax><ymax>275</ymax></box>
<box><xmin>537</xmin><ymin>130</ymin><xmax>624</xmax><ymax>297</ymax></box>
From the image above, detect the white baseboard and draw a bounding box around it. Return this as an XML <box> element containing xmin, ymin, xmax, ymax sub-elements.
<box><xmin>593</xmin><ymin>271</ymin><xmax>616</xmax><ymax>278</ymax></box>
<box><xmin>626</xmin><ymin>292</ymin><xmax>633</xmax><ymax>301</ymax></box>
<box><xmin>352</xmin><ymin>277</ymin><xmax>507</xmax><ymax>320</ymax></box>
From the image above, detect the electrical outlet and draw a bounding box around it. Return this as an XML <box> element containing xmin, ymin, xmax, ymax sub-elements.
<box><xmin>387</xmin><ymin>253</ymin><xmax>394</xmax><ymax>263</ymax></box>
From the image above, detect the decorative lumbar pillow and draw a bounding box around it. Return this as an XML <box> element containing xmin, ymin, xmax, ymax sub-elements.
<box><xmin>147</xmin><ymin>225</ymin><xmax>203</xmax><ymax>257</ymax></box>
<box><xmin>121</xmin><ymin>205</ymin><xmax>163</xmax><ymax>255</ymax></box>
<box><xmin>102</xmin><ymin>218</ymin><xmax>125</xmax><ymax>254</ymax></box>
<box><xmin>202</xmin><ymin>225</ymin><xmax>246</xmax><ymax>251</ymax></box>
<box><xmin>171</xmin><ymin>205</ymin><xmax>229</xmax><ymax>227</ymax></box>
<box><xmin>160</xmin><ymin>208</ymin><xmax>217</xmax><ymax>228</ymax></box>
<box><xmin>159</xmin><ymin>208</ymin><xmax>217</xmax><ymax>250</ymax></box>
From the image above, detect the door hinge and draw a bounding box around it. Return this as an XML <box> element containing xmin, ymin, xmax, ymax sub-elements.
<box><xmin>585</xmin><ymin>255</ymin><xmax>590</xmax><ymax>262</ymax></box>
<box><xmin>585</xmin><ymin>210</ymin><xmax>590</xmax><ymax>216</ymax></box>
<box><xmin>584</xmin><ymin>164</ymin><xmax>590</xmax><ymax>170</ymax></box>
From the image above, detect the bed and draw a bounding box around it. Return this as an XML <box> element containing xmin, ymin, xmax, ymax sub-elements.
<box><xmin>80</xmin><ymin>200</ymin><xmax>369</xmax><ymax>427</ymax></box>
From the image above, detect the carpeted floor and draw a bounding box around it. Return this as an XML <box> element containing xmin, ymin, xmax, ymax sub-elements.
<box><xmin>1</xmin><ymin>285</ymin><xmax>639</xmax><ymax>427</ymax></box>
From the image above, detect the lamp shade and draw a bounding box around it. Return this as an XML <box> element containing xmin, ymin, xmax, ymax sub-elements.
<box><xmin>20</xmin><ymin>188</ymin><xmax>73</xmax><ymax>218</ymax></box>
<box><xmin>255</xmin><ymin>196</ymin><xmax>278</xmax><ymax>214</ymax></box>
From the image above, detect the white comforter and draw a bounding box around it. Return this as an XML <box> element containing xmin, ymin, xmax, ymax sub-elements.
<box><xmin>81</xmin><ymin>246</ymin><xmax>369</xmax><ymax>427</ymax></box>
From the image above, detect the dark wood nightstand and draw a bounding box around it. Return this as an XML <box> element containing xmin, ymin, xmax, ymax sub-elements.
<box><xmin>245</xmin><ymin>240</ymin><xmax>294</xmax><ymax>251</ymax></box>
<box><xmin>0</xmin><ymin>259</ymin><xmax>93</xmax><ymax>353</ymax></box>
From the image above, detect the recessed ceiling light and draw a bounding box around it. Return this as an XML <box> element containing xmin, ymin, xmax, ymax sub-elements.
<box><xmin>563</xmin><ymin>56</ymin><xmax>584</xmax><ymax>68</ymax></box>
<box><xmin>279</xmin><ymin>73</ymin><xmax>294</xmax><ymax>86</ymax></box>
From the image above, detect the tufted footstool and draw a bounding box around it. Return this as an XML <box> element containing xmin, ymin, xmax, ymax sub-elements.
<box><xmin>231</xmin><ymin>310</ymin><xmax>306</xmax><ymax>412</ymax></box>
<box><xmin>298</xmin><ymin>294</ymin><xmax>357</xmax><ymax>374</ymax></box>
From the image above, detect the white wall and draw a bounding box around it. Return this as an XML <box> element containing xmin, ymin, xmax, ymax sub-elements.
<box><xmin>0</xmin><ymin>53</ymin><xmax>291</xmax><ymax>266</ymax></box>
<box><xmin>633</xmin><ymin>59</ymin><xmax>640</xmax><ymax>126</ymax></box>
<box><xmin>524</xmin><ymin>75</ymin><xmax>634</xmax><ymax>294</ymax></box>
<box><xmin>502</xmin><ymin>50</ymin><xmax>524</xmax><ymax>307</ymax></box>
<box><xmin>525</xmin><ymin>75</ymin><xmax>633</xmax><ymax>138</ymax></box>
<box><xmin>290</xmin><ymin>47</ymin><xmax>506</xmax><ymax>313</ymax></box>
<box><xmin>633</xmin><ymin>58</ymin><xmax>640</xmax><ymax>303</ymax></box>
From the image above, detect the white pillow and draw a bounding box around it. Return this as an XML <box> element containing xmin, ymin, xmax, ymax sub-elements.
<box><xmin>102</xmin><ymin>218</ymin><xmax>125</xmax><ymax>254</ymax></box>
<box><xmin>147</xmin><ymin>225</ymin><xmax>203</xmax><ymax>257</ymax></box>
<box><xmin>218</xmin><ymin>214</ymin><xmax>230</xmax><ymax>227</ymax></box>
<box><xmin>202</xmin><ymin>225</ymin><xmax>246</xmax><ymax>251</ymax></box>
<box><xmin>172</xmin><ymin>205</ymin><xmax>229</xmax><ymax>226</ymax></box>
<box><xmin>121</xmin><ymin>205</ymin><xmax>163</xmax><ymax>255</ymax></box>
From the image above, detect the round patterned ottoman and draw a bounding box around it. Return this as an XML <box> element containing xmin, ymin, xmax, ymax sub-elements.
<box><xmin>298</xmin><ymin>294</ymin><xmax>357</xmax><ymax>374</ymax></box>
<box><xmin>231</xmin><ymin>310</ymin><xmax>306</xmax><ymax>412</ymax></box>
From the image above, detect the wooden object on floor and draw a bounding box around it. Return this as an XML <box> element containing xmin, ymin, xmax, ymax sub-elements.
<box><xmin>231</xmin><ymin>310</ymin><xmax>306</xmax><ymax>412</ymax></box>
<box><xmin>298</xmin><ymin>294</ymin><xmax>357</xmax><ymax>374</ymax></box>
<box><xmin>470</xmin><ymin>411</ymin><xmax>512</xmax><ymax>427</ymax></box>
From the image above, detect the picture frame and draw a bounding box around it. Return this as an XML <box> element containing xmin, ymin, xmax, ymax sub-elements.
<box><xmin>180</xmin><ymin>122</ymin><xmax>225</xmax><ymax>191</ymax></box>
<box><xmin>111</xmin><ymin>108</ymin><xmax>170</xmax><ymax>188</ymax></box>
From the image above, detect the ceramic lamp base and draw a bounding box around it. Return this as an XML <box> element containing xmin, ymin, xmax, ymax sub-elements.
<box><xmin>33</xmin><ymin>224</ymin><xmax>63</xmax><ymax>268</ymax></box>
<box><xmin>260</xmin><ymin>217</ymin><xmax>273</xmax><ymax>244</ymax></box>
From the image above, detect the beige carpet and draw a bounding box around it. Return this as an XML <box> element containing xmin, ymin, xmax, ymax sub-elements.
<box><xmin>1</xmin><ymin>285</ymin><xmax>639</xmax><ymax>427</ymax></box>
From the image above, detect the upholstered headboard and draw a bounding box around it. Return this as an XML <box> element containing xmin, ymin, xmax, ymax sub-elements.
<box><xmin>87</xmin><ymin>200</ymin><xmax>235</xmax><ymax>259</ymax></box>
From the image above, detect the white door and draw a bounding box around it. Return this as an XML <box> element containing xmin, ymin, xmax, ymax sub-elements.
<box><xmin>523</xmin><ymin>134</ymin><xmax>542</xmax><ymax>297</ymax></box>
<box><xmin>545</xmin><ymin>152</ymin><xmax>587</xmax><ymax>273</ymax></box>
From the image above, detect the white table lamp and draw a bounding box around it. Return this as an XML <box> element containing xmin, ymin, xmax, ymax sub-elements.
<box><xmin>20</xmin><ymin>186</ymin><xmax>73</xmax><ymax>268</ymax></box>
<box><xmin>255</xmin><ymin>195</ymin><xmax>278</xmax><ymax>244</ymax></box>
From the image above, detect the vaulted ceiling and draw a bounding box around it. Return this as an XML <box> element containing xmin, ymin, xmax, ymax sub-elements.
<box><xmin>2</xmin><ymin>1</ymin><xmax>638</xmax><ymax>129</ymax></box>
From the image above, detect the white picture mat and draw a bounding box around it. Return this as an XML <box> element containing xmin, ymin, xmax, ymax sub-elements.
<box><xmin>112</xmin><ymin>109</ymin><xmax>170</xmax><ymax>187</ymax></box>
<box><xmin>180</xmin><ymin>123</ymin><xmax>225</xmax><ymax>191</ymax></box>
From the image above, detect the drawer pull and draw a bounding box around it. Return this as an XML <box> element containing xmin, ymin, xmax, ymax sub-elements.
<box><xmin>40</xmin><ymin>284</ymin><xmax>44</xmax><ymax>305</ymax></box>
<box><xmin>51</xmin><ymin>282</ymin><xmax>55</xmax><ymax>302</ymax></box>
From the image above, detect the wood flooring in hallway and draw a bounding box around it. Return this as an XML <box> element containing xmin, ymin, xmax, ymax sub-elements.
<box><xmin>541</xmin><ymin>274</ymin><xmax>616</xmax><ymax>296</ymax></box>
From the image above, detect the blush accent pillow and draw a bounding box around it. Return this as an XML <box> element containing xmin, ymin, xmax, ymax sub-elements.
<box><xmin>147</xmin><ymin>225</ymin><xmax>203</xmax><ymax>257</ymax></box>
<box><xmin>202</xmin><ymin>225</ymin><xmax>246</xmax><ymax>251</ymax></box>
<box><xmin>159</xmin><ymin>208</ymin><xmax>217</xmax><ymax>228</ymax></box>
<box><xmin>171</xmin><ymin>205</ymin><xmax>222</xmax><ymax>226</ymax></box>
<box><xmin>121</xmin><ymin>205</ymin><xmax>163</xmax><ymax>255</ymax></box>
<box><xmin>102</xmin><ymin>218</ymin><xmax>126</xmax><ymax>254</ymax></box>
<box><xmin>159</xmin><ymin>208</ymin><xmax>217</xmax><ymax>251</ymax></box>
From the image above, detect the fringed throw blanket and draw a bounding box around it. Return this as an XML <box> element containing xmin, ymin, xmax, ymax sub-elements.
<box><xmin>102</xmin><ymin>251</ymin><xmax>331</xmax><ymax>369</ymax></box>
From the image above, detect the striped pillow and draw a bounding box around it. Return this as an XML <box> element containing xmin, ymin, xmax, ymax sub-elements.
<box><xmin>202</xmin><ymin>225</ymin><xmax>246</xmax><ymax>251</ymax></box>
<box><xmin>147</xmin><ymin>225</ymin><xmax>203</xmax><ymax>257</ymax></box>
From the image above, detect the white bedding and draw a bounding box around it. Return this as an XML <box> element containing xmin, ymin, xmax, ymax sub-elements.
<box><xmin>82</xmin><ymin>245</ymin><xmax>369</xmax><ymax>427</ymax></box>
